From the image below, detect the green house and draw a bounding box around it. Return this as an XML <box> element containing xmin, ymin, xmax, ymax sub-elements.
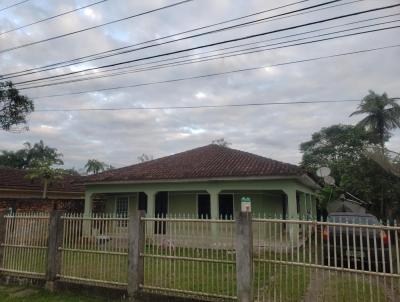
<box><xmin>82</xmin><ymin>145</ymin><xmax>319</xmax><ymax>220</ymax></box>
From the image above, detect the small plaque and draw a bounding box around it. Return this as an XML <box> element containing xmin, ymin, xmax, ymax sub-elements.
<box><xmin>241</xmin><ymin>197</ymin><xmax>252</xmax><ymax>213</ymax></box>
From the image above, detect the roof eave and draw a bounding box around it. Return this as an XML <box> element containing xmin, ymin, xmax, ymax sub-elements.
<box><xmin>84</xmin><ymin>174</ymin><xmax>320</xmax><ymax>189</ymax></box>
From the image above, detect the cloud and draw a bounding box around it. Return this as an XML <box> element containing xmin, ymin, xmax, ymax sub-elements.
<box><xmin>1</xmin><ymin>0</ymin><xmax>399</xmax><ymax>169</ymax></box>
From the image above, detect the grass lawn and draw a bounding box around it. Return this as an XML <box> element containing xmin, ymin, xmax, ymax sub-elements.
<box><xmin>0</xmin><ymin>284</ymin><xmax>113</xmax><ymax>302</ymax></box>
<box><xmin>3</xmin><ymin>243</ymin><xmax>399</xmax><ymax>302</ymax></box>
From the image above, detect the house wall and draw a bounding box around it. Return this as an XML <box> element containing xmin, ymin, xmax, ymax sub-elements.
<box><xmin>97</xmin><ymin>191</ymin><xmax>287</xmax><ymax>217</ymax></box>
<box><xmin>84</xmin><ymin>178</ymin><xmax>317</xmax><ymax>220</ymax></box>
<box><xmin>168</xmin><ymin>192</ymin><xmax>197</xmax><ymax>216</ymax></box>
<box><xmin>232</xmin><ymin>192</ymin><xmax>284</xmax><ymax>217</ymax></box>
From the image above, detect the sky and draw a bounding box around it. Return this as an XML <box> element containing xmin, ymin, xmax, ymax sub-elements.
<box><xmin>0</xmin><ymin>0</ymin><xmax>399</xmax><ymax>171</ymax></box>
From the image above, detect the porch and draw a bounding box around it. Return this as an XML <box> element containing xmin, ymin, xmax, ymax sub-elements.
<box><xmin>82</xmin><ymin>179</ymin><xmax>317</xmax><ymax>246</ymax></box>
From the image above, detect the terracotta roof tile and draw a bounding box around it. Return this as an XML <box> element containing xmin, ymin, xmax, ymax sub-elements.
<box><xmin>0</xmin><ymin>168</ymin><xmax>84</xmax><ymax>192</ymax></box>
<box><xmin>84</xmin><ymin>144</ymin><xmax>303</xmax><ymax>183</ymax></box>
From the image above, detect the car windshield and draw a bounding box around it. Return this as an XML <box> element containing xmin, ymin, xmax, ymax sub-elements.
<box><xmin>327</xmin><ymin>215</ymin><xmax>380</xmax><ymax>225</ymax></box>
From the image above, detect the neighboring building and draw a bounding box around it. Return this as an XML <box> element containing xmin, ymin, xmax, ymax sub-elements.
<box><xmin>82</xmin><ymin>145</ymin><xmax>319</xmax><ymax>220</ymax></box>
<box><xmin>0</xmin><ymin>168</ymin><xmax>84</xmax><ymax>213</ymax></box>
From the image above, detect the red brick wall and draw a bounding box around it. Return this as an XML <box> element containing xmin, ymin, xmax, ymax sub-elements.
<box><xmin>0</xmin><ymin>198</ymin><xmax>84</xmax><ymax>213</ymax></box>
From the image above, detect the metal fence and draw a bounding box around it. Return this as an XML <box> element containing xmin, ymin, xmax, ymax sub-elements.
<box><xmin>58</xmin><ymin>213</ymin><xmax>128</xmax><ymax>288</ymax></box>
<box><xmin>0</xmin><ymin>212</ymin><xmax>49</xmax><ymax>278</ymax></box>
<box><xmin>1</xmin><ymin>212</ymin><xmax>400</xmax><ymax>302</ymax></box>
<box><xmin>141</xmin><ymin>215</ymin><xmax>237</xmax><ymax>301</ymax></box>
<box><xmin>253</xmin><ymin>217</ymin><xmax>400</xmax><ymax>302</ymax></box>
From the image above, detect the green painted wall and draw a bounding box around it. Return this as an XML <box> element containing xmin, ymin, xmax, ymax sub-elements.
<box><xmin>232</xmin><ymin>192</ymin><xmax>284</xmax><ymax>217</ymax></box>
<box><xmin>86</xmin><ymin>178</ymin><xmax>317</xmax><ymax>219</ymax></box>
<box><xmin>168</xmin><ymin>192</ymin><xmax>197</xmax><ymax>216</ymax></box>
<box><xmin>104</xmin><ymin>196</ymin><xmax>115</xmax><ymax>213</ymax></box>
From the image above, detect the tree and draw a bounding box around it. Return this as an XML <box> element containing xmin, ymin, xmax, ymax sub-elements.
<box><xmin>300</xmin><ymin>124</ymin><xmax>400</xmax><ymax>219</ymax></box>
<box><xmin>211</xmin><ymin>138</ymin><xmax>231</xmax><ymax>147</ymax></box>
<box><xmin>85</xmin><ymin>159</ymin><xmax>107</xmax><ymax>174</ymax></box>
<box><xmin>62</xmin><ymin>168</ymin><xmax>81</xmax><ymax>176</ymax></box>
<box><xmin>25</xmin><ymin>159</ymin><xmax>66</xmax><ymax>199</ymax></box>
<box><xmin>350</xmin><ymin>91</ymin><xmax>400</xmax><ymax>150</ymax></box>
<box><xmin>300</xmin><ymin>124</ymin><xmax>371</xmax><ymax>180</ymax></box>
<box><xmin>138</xmin><ymin>154</ymin><xmax>153</xmax><ymax>163</ymax></box>
<box><xmin>350</xmin><ymin>91</ymin><xmax>400</xmax><ymax>217</ymax></box>
<box><xmin>0</xmin><ymin>81</ymin><xmax>34</xmax><ymax>131</ymax></box>
<box><xmin>0</xmin><ymin>140</ymin><xmax>63</xmax><ymax>169</ymax></box>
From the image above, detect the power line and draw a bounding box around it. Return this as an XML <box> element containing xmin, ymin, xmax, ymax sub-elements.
<box><xmin>16</xmin><ymin>23</ymin><xmax>400</xmax><ymax>89</ymax></box>
<box><xmin>12</xmin><ymin>3</ymin><xmax>400</xmax><ymax>86</ymax></box>
<box><xmin>35</xmin><ymin>99</ymin><xmax>365</xmax><ymax>112</ymax></box>
<box><xmin>0</xmin><ymin>0</ymin><xmax>108</xmax><ymax>36</ymax></box>
<box><xmin>31</xmin><ymin>43</ymin><xmax>400</xmax><ymax>99</ymax></box>
<box><xmin>1</xmin><ymin>0</ymin><xmax>344</xmax><ymax>79</ymax></box>
<box><xmin>0</xmin><ymin>0</ymin><xmax>194</xmax><ymax>54</ymax></box>
<box><xmin>27</xmin><ymin>12</ymin><xmax>398</xmax><ymax>87</ymax></box>
<box><xmin>0</xmin><ymin>0</ymin><xmax>30</xmax><ymax>13</ymax></box>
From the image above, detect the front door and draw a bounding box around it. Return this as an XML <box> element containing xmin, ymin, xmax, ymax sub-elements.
<box><xmin>155</xmin><ymin>191</ymin><xmax>168</xmax><ymax>234</ymax></box>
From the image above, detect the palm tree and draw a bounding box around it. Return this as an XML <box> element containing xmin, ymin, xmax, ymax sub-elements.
<box><xmin>350</xmin><ymin>91</ymin><xmax>400</xmax><ymax>150</ymax></box>
<box><xmin>25</xmin><ymin>160</ymin><xmax>65</xmax><ymax>199</ymax></box>
<box><xmin>351</xmin><ymin>91</ymin><xmax>400</xmax><ymax>217</ymax></box>
<box><xmin>85</xmin><ymin>159</ymin><xmax>107</xmax><ymax>174</ymax></box>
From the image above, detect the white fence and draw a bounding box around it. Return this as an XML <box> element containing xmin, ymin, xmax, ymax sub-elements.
<box><xmin>0</xmin><ymin>213</ymin><xmax>49</xmax><ymax>278</ymax></box>
<box><xmin>253</xmin><ymin>217</ymin><xmax>400</xmax><ymax>302</ymax></box>
<box><xmin>141</xmin><ymin>216</ymin><xmax>237</xmax><ymax>300</ymax></box>
<box><xmin>0</xmin><ymin>212</ymin><xmax>400</xmax><ymax>302</ymax></box>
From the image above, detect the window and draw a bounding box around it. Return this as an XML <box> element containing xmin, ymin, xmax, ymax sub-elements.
<box><xmin>197</xmin><ymin>194</ymin><xmax>211</xmax><ymax>219</ymax></box>
<box><xmin>155</xmin><ymin>192</ymin><xmax>168</xmax><ymax>234</ymax></box>
<box><xmin>116</xmin><ymin>196</ymin><xmax>129</xmax><ymax>217</ymax></box>
<box><xmin>219</xmin><ymin>194</ymin><xmax>233</xmax><ymax>220</ymax></box>
<box><xmin>138</xmin><ymin>192</ymin><xmax>147</xmax><ymax>212</ymax></box>
<box><xmin>296</xmin><ymin>193</ymin><xmax>300</xmax><ymax>214</ymax></box>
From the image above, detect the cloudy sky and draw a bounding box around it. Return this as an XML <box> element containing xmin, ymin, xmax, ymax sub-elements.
<box><xmin>1</xmin><ymin>0</ymin><xmax>399</xmax><ymax>170</ymax></box>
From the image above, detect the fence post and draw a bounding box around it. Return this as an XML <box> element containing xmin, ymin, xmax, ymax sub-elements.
<box><xmin>0</xmin><ymin>211</ymin><xmax>6</xmax><ymax>269</ymax></box>
<box><xmin>45</xmin><ymin>211</ymin><xmax>64</xmax><ymax>292</ymax></box>
<box><xmin>235</xmin><ymin>212</ymin><xmax>253</xmax><ymax>302</ymax></box>
<box><xmin>127</xmin><ymin>210</ymin><xmax>145</xmax><ymax>300</ymax></box>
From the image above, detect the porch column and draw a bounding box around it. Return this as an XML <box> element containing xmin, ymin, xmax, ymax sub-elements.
<box><xmin>310</xmin><ymin>194</ymin><xmax>317</xmax><ymax>219</ymax></box>
<box><xmin>306</xmin><ymin>194</ymin><xmax>312</xmax><ymax>220</ymax></box>
<box><xmin>299</xmin><ymin>192</ymin><xmax>306</xmax><ymax>219</ymax></box>
<box><xmin>145</xmin><ymin>191</ymin><xmax>156</xmax><ymax>218</ymax></box>
<box><xmin>207</xmin><ymin>189</ymin><xmax>220</xmax><ymax>239</ymax></box>
<box><xmin>145</xmin><ymin>191</ymin><xmax>156</xmax><ymax>235</ymax></box>
<box><xmin>208</xmin><ymin>189</ymin><xmax>220</xmax><ymax>220</ymax></box>
<box><xmin>284</xmin><ymin>188</ymin><xmax>299</xmax><ymax>242</ymax></box>
<box><xmin>83</xmin><ymin>192</ymin><xmax>94</xmax><ymax>236</ymax></box>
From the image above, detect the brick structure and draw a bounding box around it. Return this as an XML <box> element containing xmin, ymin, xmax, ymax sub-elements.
<box><xmin>0</xmin><ymin>167</ymin><xmax>84</xmax><ymax>213</ymax></box>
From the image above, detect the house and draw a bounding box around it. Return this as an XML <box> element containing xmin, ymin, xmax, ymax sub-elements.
<box><xmin>0</xmin><ymin>167</ymin><xmax>84</xmax><ymax>213</ymax></box>
<box><xmin>82</xmin><ymin>145</ymin><xmax>319</xmax><ymax>220</ymax></box>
